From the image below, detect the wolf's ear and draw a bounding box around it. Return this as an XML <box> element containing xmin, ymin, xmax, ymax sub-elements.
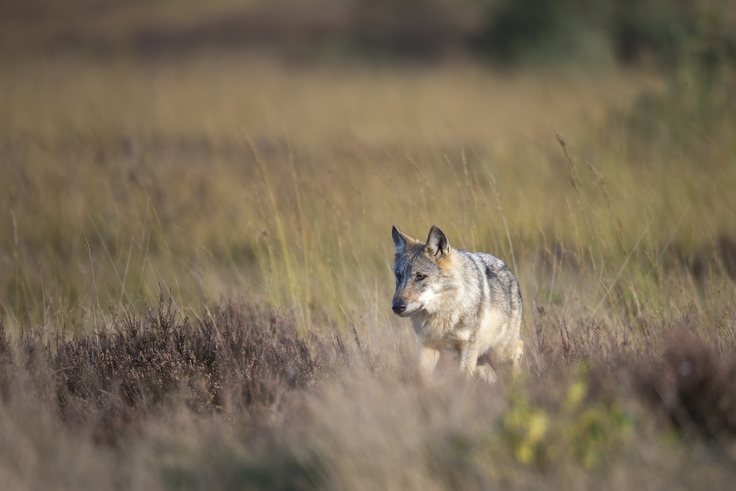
<box><xmin>392</xmin><ymin>225</ymin><xmax>410</xmax><ymax>255</ymax></box>
<box><xmin>426</xmin><ymin>225</ymin><xmax>450</xmax><ymax>257</ymax></box>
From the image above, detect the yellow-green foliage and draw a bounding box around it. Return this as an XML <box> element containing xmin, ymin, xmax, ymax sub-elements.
<box><xmin>503</xmin><ymin>372</ymin><xmax>634</xmax><ymax>468</ymax></box>
<box><xmin>503</xmin><ymin>383</ymin><xmax>550</xmax><ymax>464</ymax></box>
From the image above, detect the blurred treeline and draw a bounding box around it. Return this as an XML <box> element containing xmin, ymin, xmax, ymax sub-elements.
<box><xmin>2</xmin><ymin>0</ymin><xmax>735</xmax><ymax>71</ymax></box>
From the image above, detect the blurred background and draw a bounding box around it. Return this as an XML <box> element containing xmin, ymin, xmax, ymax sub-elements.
<box><xmin>2</xmin><ymin>0</ymin><xmax>735</xmax><ymax>66</ymax></box>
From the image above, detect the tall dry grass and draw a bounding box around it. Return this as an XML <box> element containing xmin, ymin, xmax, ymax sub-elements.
<box><xmin>2</xmin><ymin>55</ymin><xmax>734</xmax><ymax>333</ymax></box>
<box><xmin>2</xmin><ymin>52</ymin><xmax>736</xmax><ymax>489</ymax></box>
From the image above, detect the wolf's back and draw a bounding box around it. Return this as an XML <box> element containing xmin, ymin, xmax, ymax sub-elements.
<box><xmin>476</xmin><ymin>252</ymin><xmax>522</xmax><ymax>312</ymax></box>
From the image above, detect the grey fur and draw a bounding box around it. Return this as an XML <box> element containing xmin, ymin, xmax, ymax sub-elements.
<box><xmin>391</xmin><ymin>225</ymin><xmax>524</xmax><ymax>382</ymax></box>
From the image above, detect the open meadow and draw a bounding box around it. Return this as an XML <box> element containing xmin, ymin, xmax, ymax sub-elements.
<box><xmin>2</xmin><ymin>2</ymin><xmax>736</xmax><ymax>488</ymax></box>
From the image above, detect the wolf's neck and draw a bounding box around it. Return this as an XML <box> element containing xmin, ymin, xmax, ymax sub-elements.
<box><xmin>413</xmin><ymin>268</ymin><xmax>475</xmax><ymax>340</ymax></box>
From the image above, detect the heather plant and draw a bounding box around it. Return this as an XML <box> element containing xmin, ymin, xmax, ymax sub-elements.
<box><xmin>2</xmin><ymin>295</ymin><xmax>736</xmax><ymax>489</ymax></box>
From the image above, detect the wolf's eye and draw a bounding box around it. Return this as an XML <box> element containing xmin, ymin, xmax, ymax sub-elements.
<box><xmin>395</xmin><ymin>272</ymin><xmax>402</xmax><ymax>281</ymax></box>
<box><xmin>415</xmin><ymin>273</ymin><xmax>427</xmax><ymax>281</ymax></box>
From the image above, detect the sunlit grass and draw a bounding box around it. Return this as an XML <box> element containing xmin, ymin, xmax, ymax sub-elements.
<box><xmin>2</xmin><ymin>55</ymin><xmax>707</xmax><ymax>330</ymax></box>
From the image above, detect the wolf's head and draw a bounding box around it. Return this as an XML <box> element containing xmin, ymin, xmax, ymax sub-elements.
<box><xmin>390</xmin><ymin>225</ymin><xmax>451</xmax><ymax>317</ymax></box>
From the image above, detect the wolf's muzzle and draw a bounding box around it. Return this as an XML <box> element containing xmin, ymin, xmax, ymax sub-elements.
<box><xmin>391</xmin><ymin>300</ymin><xmax>407</xmax><ymax>315</ymax></box>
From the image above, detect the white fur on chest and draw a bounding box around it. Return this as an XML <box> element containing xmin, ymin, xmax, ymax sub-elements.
<box><xmin>413</xmin><ymin>307</ymin><xmax>505</xmax><ymax>353</ymax></box>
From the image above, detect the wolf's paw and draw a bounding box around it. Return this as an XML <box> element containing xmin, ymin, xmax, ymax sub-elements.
<box><xmin>476</xmin><ymin>365</ymin><xmax>498</xmax><ymax>385</ymax></box>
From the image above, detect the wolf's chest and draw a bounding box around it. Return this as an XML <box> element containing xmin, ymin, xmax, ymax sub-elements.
<box><xmin>413</xmin><ymin>315</ymin><xmax>473</xmax><ymax>349</ymax></box>
<box><xmin>413</xmin><ymin>306</ymin><xmax>506</xmax><ymax>352</ymax></box>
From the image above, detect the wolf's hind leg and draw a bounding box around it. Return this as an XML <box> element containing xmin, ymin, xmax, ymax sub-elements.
<box><xmin>512</xmin><ymin>340</ymin><xmax>524</xmax><ymax>375</ymax></box>
<box><xmin>476</xmin><ymin>364</ymin><xmax>498</xmax><ymax>384</ymax></box>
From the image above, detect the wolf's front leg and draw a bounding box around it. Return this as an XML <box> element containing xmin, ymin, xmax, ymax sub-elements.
<box><xmin>458</xmin><ymin>340</ymin><xmax>480</xmax><ymax>378</ymax></box>
<box><xmin>418</xmin><ymin>345</ymin><xmax>440</xmax><ymax>381</ymax></box>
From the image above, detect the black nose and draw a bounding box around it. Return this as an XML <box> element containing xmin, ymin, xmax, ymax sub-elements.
<box><xmin>392</xmin><ymin>300</ymin><xmax>407</xmax><ymax>314</ymax></box>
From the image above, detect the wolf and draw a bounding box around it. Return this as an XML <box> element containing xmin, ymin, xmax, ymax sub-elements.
<box><xmin>391</xmin><ymin>225</ymin><xmax>523</xmax><ymax>383</ymax></box>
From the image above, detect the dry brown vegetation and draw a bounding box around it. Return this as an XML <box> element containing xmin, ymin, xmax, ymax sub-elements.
<box><xmin>2</xmin><ymin>6</ymin><xmax>736</xmax><ymax>485</ymax></box>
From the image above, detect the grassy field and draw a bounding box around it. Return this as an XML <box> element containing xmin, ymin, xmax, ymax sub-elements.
<box><xmin>2</xmin><ymin>48</ymin><xmax>736</xmax><ymax>489</ymax></box>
